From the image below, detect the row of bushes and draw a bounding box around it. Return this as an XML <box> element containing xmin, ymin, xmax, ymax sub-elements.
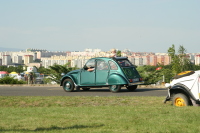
<box><xmin>0</xmin><ymin>76</ymin><xmax>26</xmax><ymax>84</ymax></box>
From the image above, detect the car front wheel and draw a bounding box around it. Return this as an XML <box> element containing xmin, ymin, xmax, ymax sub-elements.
<box><xmin>62</xmin><ymin>79</ymin><xmax>75</xmax><ymax>92</ymax></box>
<box><xmin>109</xmin><ymin>85</ymin><xmax>121</xmax><ymax>93</ymax></box>
<box><xmin>172</xmin><ymin>93</ymin><xmax>190</xmax><ymax>107</ymax></box>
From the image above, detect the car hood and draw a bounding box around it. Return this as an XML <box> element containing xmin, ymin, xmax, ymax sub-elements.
<box><xmin>66</xmin><ymin>69</ymin><xmax>81</xmax><ymax>75</ymax></box>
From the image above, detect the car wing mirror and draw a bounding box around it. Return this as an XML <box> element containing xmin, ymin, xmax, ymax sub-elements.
<box><xmin>83</xmin><ymin>66</ymin><xmax>88</xmax><ymax>70</ymax></box>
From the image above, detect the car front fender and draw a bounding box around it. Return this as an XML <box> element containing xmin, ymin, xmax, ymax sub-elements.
<box><xmin>170</xmin><ymin>84</ymin><xmax>197</xmax><ymax>101</ymax></box>
<box><xmin>60</xmin><ymin>75</ymin><xmax>77</xmax><ymax>86</ymax></box>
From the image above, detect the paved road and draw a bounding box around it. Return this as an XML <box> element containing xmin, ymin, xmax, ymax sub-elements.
<box><xmin>0</xmin><ymin>85</ymin><xmax>167</xmax><ymax>97</ymax></box>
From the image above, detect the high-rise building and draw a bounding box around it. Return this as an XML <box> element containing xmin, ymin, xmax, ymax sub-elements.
<box><xmin>2</xmin><ymin>55</ymin><xmax>12</xmax><ymax>65</ymax></box>
<box><xmin>195</xmin><ymin>54</ymin><xmax>200</xmax><ymax>65</ymax></box>
<box><xmin>24</xmin><ymin>55</ymin><xmax>33</xmax><ymax>65</ymax></box>
<box><xmin>13</xmin><ymin>55</ymin><xmax>23</xmax><ymax>64</ymax></box>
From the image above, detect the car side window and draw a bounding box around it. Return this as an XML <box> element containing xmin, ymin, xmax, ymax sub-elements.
<box><xmin>109</xmin><ymin>61</ymin><xmax>118</xmax><ymax>70</ymax></box>
<box><xmin>85</xmin><ymin>59</ymin><xmax>95</xmax><ymax>68</ymax></box>
<box><xmin>97</xmin><ymin>60</ymin><xmax>108</xmax><ymax>70</ymax></box>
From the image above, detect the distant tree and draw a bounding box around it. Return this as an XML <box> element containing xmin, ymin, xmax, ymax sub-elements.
<box><xmin>193</xmin><ymin>64</ymin><xmax>200</xmax><ymax>70</ymax></box>
<box><xmin>116</xmin><ymin>50</ymin><xmax>121</xmax><ymax>57</ymax></box>
<box><xmin>178</xmin><ymin>45</ymin><xmax>193</xmax><ymax>71</ymax></box>
<box><xmin>15</xmin><ymin>66</ymin><xmax>24</xmax><ymax>73</ymax></box>
<box><xmin>47</xmin><ymin>63</ymin><xmax>78</xmax><ymax>84</ymax></box>
<box><xmin>137</xmin><ymin>65</ymin><xmax>174</xmax><ymax>85</ymax></box>
<box><xmin>0</xmin><ymin>65</ymin><xmax>24</xmax><ymax>73</ymax></box>
<box><xmin>168</xmin><ymin>44</ymin><xmax>179</xmax><ymax>75</ymax></box>
<box><xmin>0</xmin><ymin>66</ymin><xmax>7</xmax><ymax>71</ymax></box>
<box><xmin>168</xmin><ymin>44</ymin><xmax>192</xmax><ymax>76</ymax></box>
<box><xmin>37</xmin><ymin>66</ymin><xmax>50</xmax><ymax>74</ymax></box>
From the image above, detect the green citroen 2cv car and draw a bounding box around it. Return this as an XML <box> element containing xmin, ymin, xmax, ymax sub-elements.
<box><xmin>60</xmin><ymin>57</ymin><xmax>144</xmax><ymax>93</ymax></box>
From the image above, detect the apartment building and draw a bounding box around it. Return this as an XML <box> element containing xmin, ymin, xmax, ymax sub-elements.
<box><xmin>195</xmin><ymin>54</ymin><xmax>200</xmax><ymax>65</ymax></box>
<box><xmin>41</xmin><ymin>55</ymin><xmax>70</xmax><ymax>68</ymax></box>
<box><xmin>36</xmin><ymin>51</ymin><xmax>66</xmax><ymax>59</ymax></box>
<box><xmin>41</xmin><ymin>54</ymin><xmax>94</xmax><ymax>68</ymax></box>
<box><xmin>24</xmin><ymin>55</ymin><xmax>33</xmax><ymax>65</ymax></box>
<box><xmin>2</xmin><ymin>55</ymin><xmax>12</xmax><ymax>65</ymax></box>
<box><xmin>13</xmin><ymin>55</ymin><xmax>23</xmax><ymax>64</ymax></box>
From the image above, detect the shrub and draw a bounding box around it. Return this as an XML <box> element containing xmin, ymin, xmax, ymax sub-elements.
<box><xmin>0</xmin><ymin>76</ymin><xmax>26</xmax><ymax>84</ymax></box>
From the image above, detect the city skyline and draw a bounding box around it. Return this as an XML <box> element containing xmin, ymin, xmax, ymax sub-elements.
<box><xmin>1</xmin><ymin>47</ymin><xmax>200</xmax><ymax>69</ymax></box>
<box><xmin>0</xmin><ymin>46</ymin><xmax>199</xmax><ymax>54</ymax></box>
<box><xmin>1</xmin><ymin>1</ymin><xmax>200</xmax><ymax>53</ymax></box>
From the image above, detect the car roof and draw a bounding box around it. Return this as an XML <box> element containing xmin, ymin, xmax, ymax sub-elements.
<box><xmin>114</xmin><ymin>57</ymin><xmax>128</xmax><ymax>60</ymax></box>
<box><xmin>90</xmin><ymin>57</ymin><xmax>128</xmax><ymax>61</ymax></box>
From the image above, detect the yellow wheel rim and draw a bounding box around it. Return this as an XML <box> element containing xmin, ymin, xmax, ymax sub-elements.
<box><xmin>175</xmin><ymin>97</ymin><xmax>186</xmax><ymax>107</ymax></box>
<box><xmin>177</xmin><ymin>71</ymin><xmax>191</xmax><ymax>75</ymax></box>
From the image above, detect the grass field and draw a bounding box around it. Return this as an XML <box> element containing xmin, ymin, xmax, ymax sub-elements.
<box><xmin>0</xmin><ymin>96</ymin><xmax>200</xmax><ymax>133</ymax></box>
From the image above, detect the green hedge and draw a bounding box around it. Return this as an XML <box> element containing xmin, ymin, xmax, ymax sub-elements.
<box><xmin>0</xmin><ymin>76</ymin><xmax>26</xmax><ymax>84</ymax></box>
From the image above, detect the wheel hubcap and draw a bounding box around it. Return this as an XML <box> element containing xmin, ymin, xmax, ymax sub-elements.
<box><xmin>175</xmin><ymin>97</ymin><xmax>186</xmax><ymax>107</ymax></box>
<box><xmin>111</xmin><ymin>85</ymin><xmax>116</xmax><ymax>90</ymax></box>
<box><xmin>66</xmin><ymin>83</ymin><xmax>70</xmax><ymax>88</ymax></box>
<box><xmin>65</xmin><ymin>82</ymin><xmax>71</xmax><ymax>89</ymax></box>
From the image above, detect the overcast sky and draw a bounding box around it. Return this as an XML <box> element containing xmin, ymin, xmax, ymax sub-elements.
<box><xmin>0</xmin><ymin>0</ymin><xmax>200</xmax><ymax>53</ymax></box>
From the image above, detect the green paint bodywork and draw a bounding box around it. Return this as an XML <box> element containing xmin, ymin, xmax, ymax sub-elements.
<box><xmin>60</xmin><ymin>57</ymin><xmax>144</xmax><ymax>88</ymax></box>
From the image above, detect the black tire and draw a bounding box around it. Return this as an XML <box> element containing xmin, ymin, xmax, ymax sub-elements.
<box><xmin>174</xmin><ymin>71</ymin><xmax>194</xmax><ymax>79</ymax></box>
<box><xmin>126</xmin><ymin>85</ymin><xmax>138</xmax><ymax>91</ymax></box>
<box><xmin>82</xmin><ymin>88</ymin><xmax>90</xmax><ymax>91</ymax></box>
<box><xmin>62</xmin><ymin>79</ymin><xmax>75</xmax><ymax>92</ymax></box>
<box><xmin>172</xmin><ymin>93</ymin><xmax>190</xmax><ymax>107</ymax></box>
<box><xmin>109</xmin><ymin>85</ymin><xmax>121</xmax><ymax>93</ymax></box>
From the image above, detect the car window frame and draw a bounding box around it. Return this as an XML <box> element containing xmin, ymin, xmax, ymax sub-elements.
<box><xmin>116</xmin><ymin>59</ymin><xmax>133</xmax><ymax>67</ymax></box>
<box><xmin>109</xmin><ymin>60</ymin><xmax>118</xmax><ymax>70</ymax></box>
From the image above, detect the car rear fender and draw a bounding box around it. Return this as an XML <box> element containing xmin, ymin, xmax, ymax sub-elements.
<box><xmin>169</xmin><ymin>84</ymin><xmax>197</xmax><ymax>102</ymax></box>
<box><xmin>107</xmin><ymin>73</ymin><xmax>128</xmax><ymax>85</ymax></box>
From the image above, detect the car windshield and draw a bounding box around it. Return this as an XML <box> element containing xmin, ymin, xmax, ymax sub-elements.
<box><xmin>117</xmin><ymin>59</ymin><xmax>132</xmax><ymax>67</ymax></box>
<box><xmin>84</xmin><ymin>59</ymin><xmax>95</xmax><ymax>68</ymax></box>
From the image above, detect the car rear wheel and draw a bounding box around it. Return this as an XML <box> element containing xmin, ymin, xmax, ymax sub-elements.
<box><xmin>109</xmin><ymin>85</ymin><xmax>121</xmax><ymax>93</ymax></box>
<box><xmin>62</xmin><ymin>79</ymin><xmax>75</xmax><ymax>92</ymax></box>
<box><xmin>82</xmin><ymin>88</ymin><xmax>90</xmax><ymax>91</ymax></box>
<box><xmin>172</xmin><ymin>93</ymin><xmax>190</xmax><ymax>107</ymax></box>
<box><xmin>126</xmin><ymin>85</ymin><xmax>137</xmax><ymax>91</ymax></box>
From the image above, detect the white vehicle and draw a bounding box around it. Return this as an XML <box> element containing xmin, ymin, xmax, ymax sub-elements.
<box><xmin>164</xmin><ymin>70</ymin><xmax>200</xmax><ymax>107</ymax></box>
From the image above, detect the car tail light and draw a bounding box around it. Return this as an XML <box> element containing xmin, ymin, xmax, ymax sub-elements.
<box><xmin>129</xmin><ymin>79</ymin><xmax>133</xmax><ymax>82</ymax></box>
<box><xmin>139</xmin><ymin>78</ymin><xmax>143</xmax><ymax>81</ymax></box>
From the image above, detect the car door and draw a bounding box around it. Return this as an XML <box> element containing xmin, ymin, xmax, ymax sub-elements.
<box><xmin>80</xmin><ymin>59</ymin><xmax>96</xmax><ymax>85</ymax></box>
<box><xmin>95</xmin><ymin>59</ymin><xmax>109</xmax><ymax>85</ymax></box>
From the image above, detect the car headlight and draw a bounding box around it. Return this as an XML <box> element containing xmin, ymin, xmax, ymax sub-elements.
<box><xmin>165</xmin><ymin>83</ymin><xmax>171</xmax><ymax>88</ymax></box>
